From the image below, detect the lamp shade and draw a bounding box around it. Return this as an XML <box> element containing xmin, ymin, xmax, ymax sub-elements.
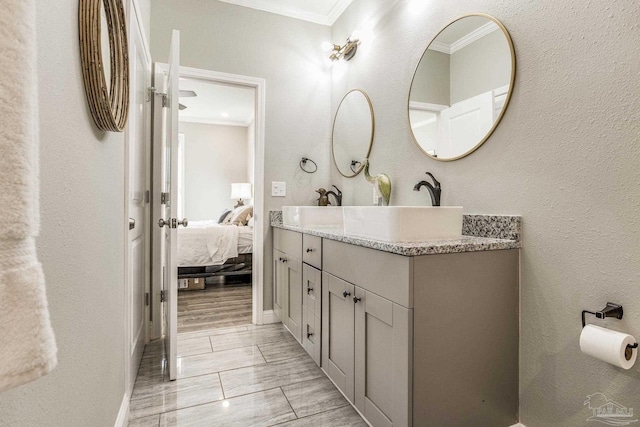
<box><xmin>231</xmin><ymin>183</ymin><xmax>252</xmax><ymax>200</ymax></box>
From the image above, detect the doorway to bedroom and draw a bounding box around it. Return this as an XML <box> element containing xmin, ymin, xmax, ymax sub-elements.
<box><xmin>175</xmin><ymin>76</ymin><xmax>256</xmax><ymax>333</ymax></box>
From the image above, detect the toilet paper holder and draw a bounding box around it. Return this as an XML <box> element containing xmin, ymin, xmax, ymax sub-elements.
<box><xmin>582</xmin><ymin>302</ymin><xmax>638</xmax><ymax>349</ymax></box>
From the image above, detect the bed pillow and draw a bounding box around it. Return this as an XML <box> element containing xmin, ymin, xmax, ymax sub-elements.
<box><xmin>229</xmin><ymin>205</ymin><xmax>253</xmax><ymax>226</ymax></box>
<box><xmin>247</xmin><ymin>214</ymin><xmax>254</xmax><ymax>227</ymax></box>
<box><xmin>217</xmin><ymin>209</ymin><xmax>232</xmax><ymax>224</ymax></box>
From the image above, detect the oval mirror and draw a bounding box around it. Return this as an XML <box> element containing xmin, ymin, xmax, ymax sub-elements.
<box><xmin>332</xmin><ymin>89</ymin><xmax>374</xmax><ymax>177</ymax></box>
<box><xmin>408</xmin><ymin>14</ymin><xmax>515</xmax><ymax>161</ymax></box>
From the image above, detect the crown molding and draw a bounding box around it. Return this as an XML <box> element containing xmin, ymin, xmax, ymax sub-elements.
<box><xmin>429</xmin><ymin>21</ymin><xmax>499</xmax><ymax>55</ymax></box>
<box><xmin>218</xmin><ymin>0</ymin><xmax>353</xmax><ymax>26</ymax></box>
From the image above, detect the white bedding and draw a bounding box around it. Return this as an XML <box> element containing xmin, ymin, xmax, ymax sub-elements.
<box><xmin>177</xmin><ymin>221</ymin><xmax>253</xmax><ymax>267</ymax></box>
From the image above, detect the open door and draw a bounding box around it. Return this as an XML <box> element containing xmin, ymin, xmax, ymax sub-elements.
<box><xmin>156</xmin><ymin>30</ymin><xmax>185</xmax><ymax>381</ymax></box>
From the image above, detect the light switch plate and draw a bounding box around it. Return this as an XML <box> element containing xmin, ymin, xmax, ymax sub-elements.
<box><xmin>272</xmin><ymin>182</ymin><xmax>286</xmax><ymax>197</ymax></box>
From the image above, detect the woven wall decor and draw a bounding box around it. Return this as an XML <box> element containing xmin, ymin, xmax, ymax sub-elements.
<box><xmin>79</xmin><ymin>0</ymin><xmax>129</xmax><ymax>132</ymax></box>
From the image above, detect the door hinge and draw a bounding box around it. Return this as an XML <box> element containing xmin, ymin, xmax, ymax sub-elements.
<box><xmin>145</xmin><ymin>190</ymin><xmax>151</xmax><ymax>204</ymax></box>
<box><xmin>161</xmin><ymin>192</ymin><xmax>170</xmax><ymax>204</ymax></box>
<box><xmin>145</xmin><ymin>292</ymin><xmax>150</xmax><ymax>306</ymax></box>
<box><xmin>171</xmin><ymin>218</ymin><xmax>177</xmax><ymax>229</ymax></box>
<box><xmin>160</xmin><ymin>290</ymin><xmax>166</xmax><ymax>302</ymax></box>
<box><xmin>149</xmin><ymin>86</ymin><xmax>168</xmax><ymax>107</ymax></box>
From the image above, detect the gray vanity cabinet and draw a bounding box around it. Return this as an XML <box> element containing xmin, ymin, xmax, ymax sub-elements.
<box><xmin>302</xmin><ymin>264</ymin><xmax>322</xmax><ymax>364</ymax></box>
<box><xmin>321</xmin><ymin>272</ymin><xmax>355</xmax><ymax>402</ymax></box>
<box><xmin>322</xmin><ymin>270</ymin><xmax>411</xmax><ymax>427</ymax></box>
<box><xmin>273</xmin><ymin>229</ymin><xmax>303</xmax><ymax>342</ymax></box>
<box><xmin>321</xmin><ymin>238</ymin><xmax>519</xmax><ymax>427</ymax></box>
<box><xmin>354</xmin><ymin>288</ymin><xmax>411</xmax><ymax>427</ymax></box>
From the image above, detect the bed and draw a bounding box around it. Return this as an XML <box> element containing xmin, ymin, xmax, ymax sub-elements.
<box><xmin>177</xmin><ymin>220</ymin><xmax>253</xmax><ymax>280</ymax></box>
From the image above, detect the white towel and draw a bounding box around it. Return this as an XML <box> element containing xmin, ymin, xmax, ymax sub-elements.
<box><xmin>0</xmin><ymin>0</ymin><xmax>57</xmax><ymax>391</ymax></box>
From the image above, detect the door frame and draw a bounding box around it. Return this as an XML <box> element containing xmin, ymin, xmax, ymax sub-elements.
<box><xmin>150</xmin><ymin>64</ymin><xmax>266</xmax><ymax>332</ymax></box>
<box><xmin>124</xmin><ymin>0</ymin><xmax>152</xmax><ymax>396</ymax></box>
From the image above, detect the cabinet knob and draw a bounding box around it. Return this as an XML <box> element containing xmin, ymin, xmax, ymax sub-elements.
<box><xmin>282</xmin><ymin>258</ymin><xmax>288</xmax><ymax>263</ymax></box>
<box><xmin>306</xmin><ymin>248</ymin><xmax>314</xmax><ymax>253</ymax></box>
<box><xmin>353</xmin><ymin>296</ymin><xmax>362</xmax><ymax>304</ymax></box>
<box><xmin>343</xmin><ymin>291</ymin><xmax>351</xmax><ymax>298</ymax></box>
<box><xmin>307</xmin><ymin>332</ymin><xmax>313</xmax><ymax>338</ymax></box>
<box><xmin>307</xmin><ymin>286</ymin><xmax>313</xmax><ymax>294</ymax></box>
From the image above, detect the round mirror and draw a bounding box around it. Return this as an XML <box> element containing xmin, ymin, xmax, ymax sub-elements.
<box><xmin>408</xmin><ymin>14</ymin><xmax>515</xmax><ymax>161</ymax></box>
<box><xmin>332</xmin><ymin>89</ymin><xmax>374</xmax><ymax>177</ymax></box>
<box><xmin>79</xmin><ymin>0</ymin><xmax>130</xmax><ymax>132</ymax></box>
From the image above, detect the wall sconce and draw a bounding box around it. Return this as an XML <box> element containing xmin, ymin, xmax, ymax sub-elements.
<box><xmin>231</xmin><ymin>183</ymin><xmax>252</xmax><ymax>208</ymax></box>
<box><xmin>322</xmin><ymin>30</ymin><xmax>361</xmax><ymax>62</ymax></box>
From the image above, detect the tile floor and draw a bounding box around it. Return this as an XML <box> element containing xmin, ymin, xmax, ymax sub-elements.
<box><xmin>178</xmin><ymin>282</ymin><xmax>252</xmax><ymax>333</ymax></box>
<box><xmin>128</xmin><ymin>323</ymin><xmax>367</xmax><ymax>426</ymax></box>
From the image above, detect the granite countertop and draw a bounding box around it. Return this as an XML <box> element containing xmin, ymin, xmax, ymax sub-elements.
<box><xmin>270</xmin><ymin>211</ymin><xmax>521</xmax><ymax>257</ymax></box>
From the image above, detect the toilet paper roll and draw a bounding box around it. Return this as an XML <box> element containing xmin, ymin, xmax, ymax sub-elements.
<box><xmin>580</xmin><ymin>324</ymin><xmax>637</xmax><ymax>370</ymax></box>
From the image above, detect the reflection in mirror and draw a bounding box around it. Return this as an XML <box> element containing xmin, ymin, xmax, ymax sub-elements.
<box><xmin>409</xmin><ymin>14</ymin><xmax>515</xmax><ymax>161</ymax></box>
<box><xmin>332</xmin><ymin>89</ymin><xmax>374</xmax><ymax>177</ymax></box>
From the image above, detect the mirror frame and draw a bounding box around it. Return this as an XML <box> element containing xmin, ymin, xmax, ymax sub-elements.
<box><xmin>332</xmin><ymin>89</ymin><xmax>375</xmax><ymax>178</ymax></box>
<box><xmin>79</xmin><ymin>0</ymin><xmax>130</xmax><ymax>132</ymax></box>
<box><xmin>408</xmin><ymin>13</ymin><xmax>516</xmax><ymax>161</ymax></box>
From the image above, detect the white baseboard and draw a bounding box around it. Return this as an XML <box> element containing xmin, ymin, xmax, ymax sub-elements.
<box><xmin>509</xmin><ymin>423</ymin><xmax>525</xmax><ymax>427</ymax></box>
<box><xmin>114</xmin><ymin>393</ymin><xmax>129</xmax><ymax>427</ymax></box>
<box><xmin>262</xmin><ymin>310</ymin><xmax>279</xmax><ymax>324</ymax></box>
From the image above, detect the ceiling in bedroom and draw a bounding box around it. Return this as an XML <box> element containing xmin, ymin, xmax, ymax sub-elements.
<box><xmin>217</xmin><ymin>0</ymin><xmax>353</xmax><ymax>25</ymax></box>
<box><xmin>178</xmin><ymin>78</ymin><xmax>255</xmax><ymax>127</ymax></box>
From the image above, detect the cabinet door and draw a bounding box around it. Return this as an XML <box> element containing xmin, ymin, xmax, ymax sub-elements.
<box><xmin>273</xmin><ymin>249</ymin><xmax>284</xmax><ymax>321</ymax></box>
<box><xmin>303</xmin><ymin>264</ymin><xmax>321</xmax><ymax>317</ymax></box>
<box><xmin>302</xmin><ymin>264</ymin><xmax>322</xmax><ymax>365</ymax></box>
<box><xmin>322</xmin><ymin>272</ymin><xmax>355</xmax><ymax>402</ymax></box>
<box><xmin>283</xmin><ymin>255</ymin><xmax>303</xmax><ymax>342</ymax></box>
<box><xmin>355</xmin><ymin>287</ymin><xmax>412</xmax><ymax>427</ymax></box>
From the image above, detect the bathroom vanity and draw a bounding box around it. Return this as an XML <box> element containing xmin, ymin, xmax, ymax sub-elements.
<box><xmin>272</xmin><ymin>212</ymin><xmax>521</xmax><ymax>427</ymax></box>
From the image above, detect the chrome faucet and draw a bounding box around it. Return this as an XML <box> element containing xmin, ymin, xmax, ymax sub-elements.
<box><xmin>413</xmin><ymin>172</ymin><xmax>441</xmax><ymax>206</ymax></box>
<box><xmin>325</xmin><ymin>185</ymin><xmax>342</xmax><ymax>206</ymax></box>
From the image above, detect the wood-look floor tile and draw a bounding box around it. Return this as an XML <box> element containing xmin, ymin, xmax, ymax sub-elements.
<box><xmin>258</xmin><ymin>339</ymin><xmax>307</xmax><ymax>363</ymax></box>
<box><xmin>281</xmin><ymin>377</ymin><xmax>349</xmax><ymax>418</ymax></box>
<box><xmin>270</xmin><ymin>405</ymin><xmax>368</xmax><ymax>427</ymax></box>
<box><xmin>176</xmin><ymin>336</ymin><xmax>212</xmax><ymax>357</ymax></box>
<box><xmin>159</xmin><ymin>388</ymin><xmax>296</xmax><ymax>427</ymax></box>
<box><xmin>219</xmin><ymin>355</ymin><xmax>324</xmax><ymax>398</ymax></box>
<box><xmin>177</xmin><ymin>325</ymin><xmax>250</xmax><ymax>340</ymax></box>
<box><xmin>178</xmin><ymin>284</ymin><xmax>252</xmax><ymax>333</ymax></box>
<box><xmin>209</xmin><ymin>325</ymin><xmax>296</xmax><ymax>352</ymax></box>
<box><xmin>177</xmin><ymin>345</ymin><xmax>265</xmax><ymax>379</ymax></box>
<box><xmin>129</xmin><ymin>373</ymin><xmax>224</xmax><ymax>420</ymax></box>
<box><xmin>128</xmin><ymin>414</ymin><xmax>160</xmax><ymax>427</ymax></box>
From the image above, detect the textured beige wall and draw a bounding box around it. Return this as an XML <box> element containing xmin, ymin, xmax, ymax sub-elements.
<box><xmin>0</xmin><ymin>1</ymin><xmax>128</xmax><ymax>425</ymax></box>
<box><xmin>180</xmin><ymin>122</ymin><xmax>248</xmax><ymax>221</ymax></box>
<box><xmin>151</xmin><ymin>0</ymin><xmax>332</xmax><ymax>310</ymax></box>
<box><xmin>332</xmin><ymin>1</ymin><xmax>640</xmax><ymax>425</ymax></box>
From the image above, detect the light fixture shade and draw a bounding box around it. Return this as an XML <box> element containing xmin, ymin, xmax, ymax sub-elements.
<box><xmin>231</xmin><ymin>183</ymin><xmax>252</xmax><ymax>200</ymax></box>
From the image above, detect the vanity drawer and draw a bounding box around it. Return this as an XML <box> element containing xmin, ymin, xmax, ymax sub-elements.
<box><xmin>302</xmin><ymin>234</ymin><xmax>322</xmax><ymax>269</ymax></box>
<box><xmin>323</xmin><ymin>239</ymin><xmax>412</xmax><ymax>308</ymax></box>
<box><xmin>302</xmin><ymin>309</ymin><xmax>321</xmax><ymax>366</ymax></box>
<box><xmin>274</xmin><ymin>228</ymin><xmax>302</xmax><ymax>257</ymax></box>
<box><xmin>303</xmin><ymin>263</ymin><xmax>321</xmax><ymax>317</ymax></box>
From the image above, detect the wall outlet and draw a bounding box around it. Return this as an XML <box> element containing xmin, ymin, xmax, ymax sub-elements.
<box><xmin>272</xmin><ymin>182</ymin><xmax>286</xmax><ymax>197</ymax></box>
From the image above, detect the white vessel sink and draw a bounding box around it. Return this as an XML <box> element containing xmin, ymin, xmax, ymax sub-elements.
<box><xmin>342</xmin><ymin>206</ymin><xmax>463</xmax><ymax>242</ymax></box>
<box><xmin>282</xmin><ymin>206</ymin><xmax>344</xmax><ymax>227</ymax></box>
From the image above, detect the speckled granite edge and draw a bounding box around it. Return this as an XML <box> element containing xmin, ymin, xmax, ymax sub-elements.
<box><xmin>462</xmin><ymin>214</ymin><xmax>521</xmax><ymax>242</ymax></box>
<box><xmin>269</xmin><ymin>210</ymin><xmax>521</xmax><ymax>257</ymax></box>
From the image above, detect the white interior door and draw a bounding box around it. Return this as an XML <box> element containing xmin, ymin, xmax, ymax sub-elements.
<box><xmin>160</xmin><ymin>30</ymin><xmax>181</xmax><ymax>381</ymax></box>
<box><xmin>125</xmin><ymin>2</ymin><xmax>151</xmax><ymax>395</ymax></box>
<box><xmin>439</xmin><ymin>91</ymin><xmax>494</xmax><ymax>158</ymax></box>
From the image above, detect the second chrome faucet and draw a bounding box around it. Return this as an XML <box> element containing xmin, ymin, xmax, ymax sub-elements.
<box><xmin>413</xmin><ymin>172</ymin><xmax>441</xmax><ymax>206</ymax></box>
